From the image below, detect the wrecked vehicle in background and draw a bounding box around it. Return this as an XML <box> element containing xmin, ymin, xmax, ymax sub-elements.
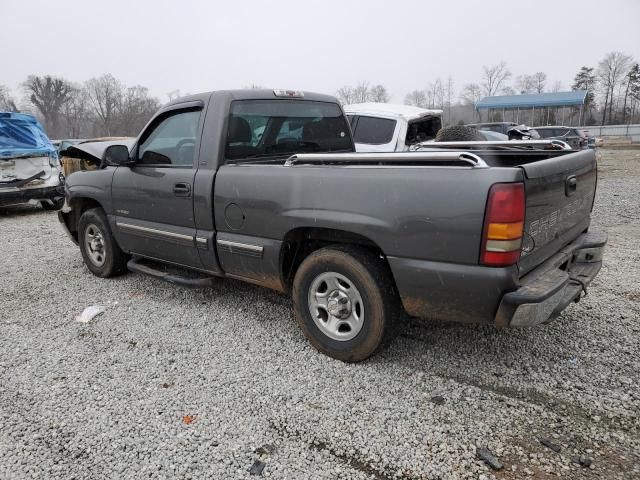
<box><xmin>0</xmin><ymin>112</ymin><xmax>64</xmax><ymax>210</ymax></box>
<box><xmin>51</xmin><ymin>139</ymin><xmax>83</xmax><ymax>153</ymax></box>
<box><xmin>466</xmin><ymin>122</ymin><xmax>540</xmax><ymax>140</ymax></box>
<box><xmin>343</xmin><ymin>103</ymin><xmax>442</xmax><ymax>152</ymax></box>
<box><xmin>59</xmin><ymin>138</ymin><xmax>134</xmax><ymax>176</ymax></box>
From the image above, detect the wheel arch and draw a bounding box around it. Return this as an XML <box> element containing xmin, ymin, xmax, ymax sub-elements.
<box><xmin>279</xmin><ymin>227</ymin><xmax>399</xmax><ymax>294</ymax></box>
<box><xmin>63</xmin><ymin>197</ymin><xmax>106</xmax><ymax>241</ymax></box>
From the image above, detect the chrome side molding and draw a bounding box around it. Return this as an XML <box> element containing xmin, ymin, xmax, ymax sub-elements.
<box><xmin>284</xmin><ymin>151</ymin><xmax>489</xmax><ymax>168</ymax></box>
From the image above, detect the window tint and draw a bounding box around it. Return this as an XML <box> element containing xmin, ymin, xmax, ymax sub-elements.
<box><xmin>138</xmin><ymin>110</ymin><xmax>200</xmax><ymax>166</ymax></box>
<box><xmin>353</xmin><ymin>116</ymin><xmax>396</xmax><ymax>144</ymax></box>
<box><xmin>226</xmin><ymin>100</ymin><xmax>352</xmax><ymax>160</ymax></box>
<box><xmin>536</xmin><ymin>128</ymin><xmax>554</xmax><ymax>138</ymax></box>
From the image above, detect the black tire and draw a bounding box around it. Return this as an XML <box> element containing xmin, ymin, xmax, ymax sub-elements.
<box><xmin>435</xmin><ymin>125</ymin><xmax>485</xmax><ymax>142</ymax></box>
<box><xmin>292</xmin><ymin>245</ymin><xmax>401</xmax><ymax>362</ymax></box>
<box><xmin>40</xmin><ymin>198</ymin><xmax>64</xmax><ymax>211</ymax></box>
<box><xmin>78</xmin><ymin>207</ymin><xmax>129</xmax><ymax>278</ymax></box>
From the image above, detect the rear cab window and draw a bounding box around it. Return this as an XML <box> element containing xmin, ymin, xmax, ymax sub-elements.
<box><xmin>352</xmin><ymin>116</ymin><xmax>397</xmax><ymax>145</ymax></box>
<box><xmin>225</xmin><ymin>100</ymin><xmax>352</xmax><ymax>160</ymax></box>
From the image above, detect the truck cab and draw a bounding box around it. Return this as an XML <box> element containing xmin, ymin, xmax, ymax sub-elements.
<box><xmin>343</xmin><ymin>103</ymin><xmax>442</xmax><ymax>152</ymax></box>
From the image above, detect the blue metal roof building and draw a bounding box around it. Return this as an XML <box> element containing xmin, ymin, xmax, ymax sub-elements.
<box><xmin>475</xmin><ymin>90</ymin><xmax>588</xmax><ymax>126</ymax></box>
<box><xmin>477</xmin><ymin>91</ymin><xmax>587</xmax><ymax>109</ymax></box>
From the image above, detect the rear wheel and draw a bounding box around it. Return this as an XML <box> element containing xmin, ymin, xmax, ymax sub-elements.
<box><xmin>292</xmin><ymin>246</ymin><xmax>400</xmax><ymax>362</ymax></box>
<box><xmin>78</xmin><ymin>208</ymin><xmax>128</xmax><ymax>278</ymax></box>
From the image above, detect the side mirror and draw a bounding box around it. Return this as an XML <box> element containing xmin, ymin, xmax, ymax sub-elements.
<box><xmin>103</xmin><ymin>144</ymin><xmax>134</xmax><ymax>167</ymax></box>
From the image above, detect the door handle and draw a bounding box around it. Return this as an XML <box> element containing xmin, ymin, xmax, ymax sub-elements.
<box><xmin>565</xmin><ymin>176</ymin><xmax>577</xmax><ymax>196</ymax></box>
<box><xmin>173</xmin><ymin>182</ymin><xmax>191</xmax><ymax>196</ymax></box>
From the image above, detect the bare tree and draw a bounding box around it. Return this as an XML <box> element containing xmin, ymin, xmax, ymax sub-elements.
<box><xmin>597</xmin><ymin>51</ymin><xmax>633</xmax><ymax>124</ymax></box>
<box><xmin>352</xmin><ymin>81</ymin><xmax>371</xmax><ymax>103</ymax></box>
<box><xmin>516</xmin><ymin>73</ymin><xmax>546</xmax><ymax>94</ymax></box>
<box><xmin>335</xmin><ymin>82</ymin><xmax>390</xmax><ymax>104</ymax></box>
<box><xmin>0</xmin><ymin>85</ymin><xmax>18</xmax><ymax>111</ymax></box>
<box><xmin>22</xmin><ymin>75</ymin><xmax>74</xmax><ymax>137</ymax></box>
<box><xmin>59</xmin><ymin>85</ymin><xmax>92</xmax><ymax>138</ymax></box>
<box><xmin>335</xmin><ymin>86</ymin><xmax>356</xmax><ymax>105</ymax></box>
<box><xmin>117</xmin><ymin>86</ymin><xmax>161</xmax><ymax>136</ymax></box>
<box><xmin>532</xmin><ymin>72</ymin><xmax>547</xmax><ymax>93</ymax></box>
<box><xmin>500</xmin><ymin>86</ymin><xmax>516</xmax><ymax>95</ymax></box>
<box><xmin>404</xmin><ymin>90</ymin><xmax>427</xmax><ymax>108</ymax></box>
<box><xmin>426</xmin><ymin>79</ymin><xmax>444</xmax><ymax>108</ymax></box>
<box><xmin>460</xmin><ymin>83</ymin><xmax>482</xmax><ymax>105</ymax></box>
<box><xmin>481</xmin><ymin>62</ymin><xmax>511</xmax><ymax>97</ymax></box>
<box><xmin>85</xmin><ymin>74</ymin><xmax>124</xmax><ymax>136</ymax></box>
<box><xmin>550</xmin><ymin>80</ymin><xmax>563</xmax><ymax>92</ymax></box>
<box><xmin>369</xmin><ymin>84</ymin><xmax>390</xmax><ymax>103</ymax></box>
<box><xmin>444</xmin><ymin>77</ymin><xmax>455</xmax><ymax>125</ymax></box>
<box><xmin>516</xmin><ymin>74</ymin><xmax>536</xmax><ymax>94</ymax></box>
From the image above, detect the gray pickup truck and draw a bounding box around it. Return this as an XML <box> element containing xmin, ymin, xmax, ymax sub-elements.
<box><xmin>59</xmin><ymin>89</ymin><xmax>607</xmax><ymax>361</ymax></box>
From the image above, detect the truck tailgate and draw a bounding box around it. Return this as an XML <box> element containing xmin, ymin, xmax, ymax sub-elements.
<box><xmin>518</xmin><ymin>149</ymin><xmax>597</xmax><ymax>275</ymax></box>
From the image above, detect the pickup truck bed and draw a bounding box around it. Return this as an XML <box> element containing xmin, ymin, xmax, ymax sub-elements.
<box><xmin>58</xmin><ymin>90</ymin><xmax>606</xmax><ymax>361</ymax></box>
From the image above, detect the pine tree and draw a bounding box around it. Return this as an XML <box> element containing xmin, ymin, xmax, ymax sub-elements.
<box><xmin>622</xmin><ymin>64</ymin><xmax>639</xmax><ymax>123</ymax></box>
<box><xmin>572</xmin><ymin>67</ymin><xmax>596</xmax><ymax>124</ymax></box>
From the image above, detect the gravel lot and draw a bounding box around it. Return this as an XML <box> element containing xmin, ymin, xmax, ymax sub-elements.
<box><xmin>1</xmin><ymin>149</ymin><xmax>638</xmax><ymax>479</ymax></box>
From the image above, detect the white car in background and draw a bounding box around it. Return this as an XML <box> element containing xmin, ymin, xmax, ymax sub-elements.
<box><xmin>343</xmin><ymin>103</ymin><xmax>442</xmax><ymax>152</ymax></box>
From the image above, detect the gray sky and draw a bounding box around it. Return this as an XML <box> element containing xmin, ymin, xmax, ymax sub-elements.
<box><xmin>2</xmin><ymin>0</ymin><xmax>639</xmax><ymax>103</ymax></box>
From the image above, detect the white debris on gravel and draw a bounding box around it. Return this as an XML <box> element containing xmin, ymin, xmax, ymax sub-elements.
<box><xmin>74</xmin><ymin>305</ymin><xmax>106</xmax><ymax>323</ymax></box>
<box><xmin>0</xmin><ymin>149</ymin><xmax>638</xmax><ymax>479</ymax></box>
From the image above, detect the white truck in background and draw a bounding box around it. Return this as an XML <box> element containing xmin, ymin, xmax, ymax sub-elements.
<box><xmin>343</xmin><ymin>103</ymin><xmax>442</xmax><ymax>152</ymax></box>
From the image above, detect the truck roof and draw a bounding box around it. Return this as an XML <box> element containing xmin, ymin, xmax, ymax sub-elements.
<box><xmin>164</xmin><ymin>89</ymin><xmax>340</xmax><ymax>108</ymax></box>
<box><xmin>343</xmin><ymin>103</ymin><xmax>443</xmax><ymax>121</ymax></box>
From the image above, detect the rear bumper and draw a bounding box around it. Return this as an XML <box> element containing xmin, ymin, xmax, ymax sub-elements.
<box><xmin>495</xmin><ymin>229</ymin><xmax>607</xmax><ymax>327</ymax></box>
<box><xmin>0</xmin><ymin>185</ymin><xmax>62</xmax><ymax>207</ymax></box>
<box><xmin>388</xmin><ymin>228</ymin><xmax>606</xmax><ymax>326</ymax></box>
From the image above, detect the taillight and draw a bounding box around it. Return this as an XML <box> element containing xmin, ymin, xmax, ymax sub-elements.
<box><xmin>480</xmin><ymin>183</ymin><xmax>525</xmax><ymax>267</ymax></box>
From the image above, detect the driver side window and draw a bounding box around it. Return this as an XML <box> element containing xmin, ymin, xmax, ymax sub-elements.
<box><xmin>138</xmin><ymin>110</ymin><xmax>201</xmax><ymax>166</ymax></box>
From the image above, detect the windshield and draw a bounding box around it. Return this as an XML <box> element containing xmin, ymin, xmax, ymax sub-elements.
<box><xmin>225</xmin><ymin>100</ymin><xmax>352</xmax><ymax>160</ymax></box>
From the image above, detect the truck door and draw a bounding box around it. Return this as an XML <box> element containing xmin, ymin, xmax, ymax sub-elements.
<box><xmin>111</xmin><ymin>105</ymin><xmax>204</xmax><ymax>269</ymax></box>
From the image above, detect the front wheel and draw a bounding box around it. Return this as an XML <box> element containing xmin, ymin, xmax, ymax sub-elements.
<box><xmin>78</xmin><ymin>208</ymin><xmax>129</xmax><ymax>278</ymax></box>
<box><xmin>292</xmin><ymin>246</ymin><xmax>400</xmax><ymax>362</ymax></box>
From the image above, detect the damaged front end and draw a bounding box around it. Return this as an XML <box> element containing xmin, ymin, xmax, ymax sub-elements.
<box><xmin>59</xmin><ymin>137</ymin><xmax>134</xmax><ymax>177</ymax></box>
<box><xmin>0</xmin><ymin>112</ymin><xmax>63</xmax><ymax>208</ymax></box>
<box><xmin>57</xmin><ymin>138</ymin><xmax>135</xmax><ymax>243</ymax></box>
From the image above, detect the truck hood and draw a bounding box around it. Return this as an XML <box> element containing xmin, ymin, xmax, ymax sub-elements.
<box><xmin>62</xmin><ymin>138</ymin><xmax>135</xmax><ymax>165</ymax></box>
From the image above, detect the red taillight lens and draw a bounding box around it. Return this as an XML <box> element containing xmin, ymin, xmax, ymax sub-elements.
<box><xmin>480</xmin><ymin>183</ymin><xmax>525</xmax><ymax>267</ymax></box>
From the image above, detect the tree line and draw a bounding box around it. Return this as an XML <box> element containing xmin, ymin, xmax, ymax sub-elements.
<box><xmin>1</xmin><ymin>50</ymin><xmax>639</xmax><ymax>139</ymax></box>
<box><xmin>0</xmin><ymin>74</ymin><xmax>161</xmax><ymax>139</ymax></box>
<box><xmin>334</xmin><ymin>51</ymin><xmax>640</xmax><ymax>127</ymax></box>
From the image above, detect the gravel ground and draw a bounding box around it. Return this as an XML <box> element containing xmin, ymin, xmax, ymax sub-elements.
<box><xmin>0</xmin><ymin>149</ymin><xmax>638</xmax><ymax>480</ymax></box>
